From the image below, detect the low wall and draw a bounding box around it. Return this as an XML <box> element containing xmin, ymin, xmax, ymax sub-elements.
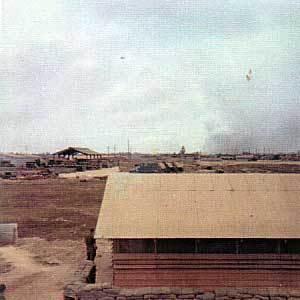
<box><xmin>64</xmin><ymin>260</ymin><xmax>95</xmax><ymax>299</ymax></box>
<box><xmin>0</xmin><ymin>223</ymin><xmax>18</xmax><ymax>245</ymax></box>
<box><xmin>65</xmin><ymin>283</ymin><xmax>300</xmax><ymax>300</ymax></box>
<box><xmin>64</xmin><ymin>258</ymin><xmax>300</xmax><ymax>300</ymax></box>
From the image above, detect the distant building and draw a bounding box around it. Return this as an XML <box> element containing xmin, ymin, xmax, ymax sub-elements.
<box><xmin>53</xmin><ymin>147</ymin><xmax>102</xmax><ymax>159</ymax></box>
<box><xmin>220</xmin><ymin>155</ymin><xmax>236</xmax><ymax>160</ymax></box>
<box><xmin>0</xmin><ymin>153</ymin><xmax>41</xmax><ymax>168</ymax></box>
<box><xmin>236</xmin><ymin>154</ymin><xmax>257</xmax><ymax>161</ymax></box>
<box><xmin>133</xmin><ymin>162</ymin><xmax>184</xmax><ymax>173</ymax></box>
<box><xmin>133</xmin><ymin>162</ymin><xmax>163</xmax><ymax>173</ymax></box>
<box><xmin>51</xmin><ymin>147</ymin><xmax>105</xmax><ymax>171</ymax></box>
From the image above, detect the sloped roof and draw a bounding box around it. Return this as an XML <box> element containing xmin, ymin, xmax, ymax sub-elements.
<box><xmin>95</xmin><ymin>173</ymin><xmax>300</xmax><ymax>239</ymax></box>
<box><xmin>53</xmin><ymin>147</ymin><xmax>101</xmax><ymax>156</ymax></box>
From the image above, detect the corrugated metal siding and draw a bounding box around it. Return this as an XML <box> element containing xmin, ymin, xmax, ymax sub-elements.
<box><xmin>54</xmin><ymin>147</ymin><xmax>101</xmax><ymax>156</ymax></box>
<box><xmin>113</xmin><ymin>253</ymin><xmax>300</xmax><ymax>288</ymax></box>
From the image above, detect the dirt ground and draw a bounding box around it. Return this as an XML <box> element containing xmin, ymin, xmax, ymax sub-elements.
<box><xmin>0</xmin><ymin>178</ymin><xmax>106</xmax><ymax>300</ymax></box>
<box><xmin>182</xmin><ymin>160</ymin><xmax>300</xmax><ymax>173</ymax></box>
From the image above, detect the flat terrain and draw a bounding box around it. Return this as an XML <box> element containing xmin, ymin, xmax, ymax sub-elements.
<box><xmin>0</xmin><ymin>178</ymin><xmax>106</xmax><ymax>240</ymax></box>
<box><xmin>183</xmin><ymin>160</ymin><xmax>300</xmax><ymax>173</ymax></box>
<box><xmin>0</xmin><ymin>178</ymin><xmax>106</xmax><ymax>299</ymax></box>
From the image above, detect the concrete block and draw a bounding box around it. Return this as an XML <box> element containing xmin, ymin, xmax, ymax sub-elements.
<box><xmin>215</xmin><ymin>297</ymin><xmax>230</xmax><ymax>300</ymax></box>
<box><xmin>0</xmin><ymin>223</ymin><xmax>18</xmax><ymax>245</ymax></box>
<box><xmin>255</xmin><ymin>296</ymin><xmax>269</xmax><ymax>300</ymax></box>
<box><xmin>196</xmin><ymin>292</ymin><xmax>215</xmax><ymax>300</ymax></box>
<box><xmin>237</xmin><ymin>295</ymin><xmax>256</xmax><ymax>299</ymax></box>
<box><xmin>178</xmin><ymin>295</ymin><xmax>195</xmax><ymax>299</ymax></box>
<box><xmin>102</xmin><ymin>297</ymin><xmax>115</xmax><ymax>300</ymax></box>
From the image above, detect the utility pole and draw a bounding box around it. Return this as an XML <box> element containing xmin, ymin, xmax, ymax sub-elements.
<box><xmin>114</xmin><ymin>145</ymin><xmax>116</xmax><ymax>157</ymax></box>
<box><xmin>127</xmin><ymin>139</ymin><xmax>130</xmax><ymax>160</ymax></box>
<box><xmin>107</xmin><ymin>146</ymin><xmax>110</xmax><ymax>156</ymax></box>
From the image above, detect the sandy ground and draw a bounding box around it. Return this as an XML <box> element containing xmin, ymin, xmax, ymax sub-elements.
<box><xmin>183</xmin><ymin>160</ymin><xmax>300</xmax><ymax>173</ymax></box>
<box><xmin>0</xmin><ymin>178</ymin><xmax>105</xmax><ymax>299</ymax></box>
<box><xmin>0</xmin><ymin>238</ymin><xmax>85</xmax><ymax>300</ymax></box>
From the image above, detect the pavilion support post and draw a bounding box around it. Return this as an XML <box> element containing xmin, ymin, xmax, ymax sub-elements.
<box><xmin>95</xmin><ymin>238</ymin><xmax>113</xmax><ymax>286</ymax></box>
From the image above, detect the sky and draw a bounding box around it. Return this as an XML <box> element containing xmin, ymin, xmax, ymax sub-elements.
<box><xmin>0</xmin><ymin>0</ymin><xmax>299</xmax><ymax>154</ymax></box>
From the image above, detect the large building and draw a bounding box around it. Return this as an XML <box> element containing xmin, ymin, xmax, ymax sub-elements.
<box><xmin>95</xmin><ymin>173</ymin><xmax>300</xmax><ymax>288</ymax></box>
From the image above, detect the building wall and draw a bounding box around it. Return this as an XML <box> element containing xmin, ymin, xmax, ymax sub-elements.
<box><xmin>94</xmin><ymin>239</ymin><xmax>300</xmax><ymax>288</ymax></box>
<box><xmin>112</xmin><ymin>253</ymin><xmax>300</xmax><ymax>288</ymax></box>
<box><xmin>96</xmin><ymin>239</ymin><xmax>113</xmax><ymax>285</ymax></box>
<box><xmin>65</xmin><ymin>279</ymin><xmax>300</xmax><ymax>300</ymax></box>
<box><xmin>65</xmin><ymin>251</ymin><xmax>300</xmax><ymax>299</ymax></box>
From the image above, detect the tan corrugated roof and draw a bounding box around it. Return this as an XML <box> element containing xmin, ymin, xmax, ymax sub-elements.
<box><xmin>53</xmin><ymin>147</ymin><xmax>101</xmax><ymax>156</ymax></box>
<box><xmin>95</xmin><ymin>173</ymin><xmax>300</xmax><ymax>239</ymax></box>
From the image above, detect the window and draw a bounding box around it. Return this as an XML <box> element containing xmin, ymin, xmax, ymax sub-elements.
<box><xmin>282</xmin><ymin>239</ymin><xmax>300</xmax><ymax>254</ymax></box>
<box><xmin>116</xmin><ymin>239</ymin><xmax>154</xmax><ymax>253</ymax></box>
<box><xmin>197</xmin><ymin>239</ymin><xmax>237</xmax><ymax>254</ymax></box>
<box><xmin>239</xmin><ymin>239</ymin><xmax>278</xmax><ymax>254</ymax></box>
<box><xmin>114</xmin><ymin>239</ymin><xmax>300</xmax><ymax>254</ymax></box>
<box><xmin>157</xmin><ymin>239</ymin><xmax>195</xmax><ymax>253</ymax></box>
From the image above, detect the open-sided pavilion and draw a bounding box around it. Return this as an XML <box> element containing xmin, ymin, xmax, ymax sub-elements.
<box><xmin>53</xmin><ymin>147</ymin><xmax>102</xmax><ymax>159</ymax></box>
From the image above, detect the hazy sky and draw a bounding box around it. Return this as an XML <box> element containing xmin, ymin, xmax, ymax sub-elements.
<box><xmin>0</xmin><ymin>1</ymin><xmax>299</xmax><ymax>153</ymax></box>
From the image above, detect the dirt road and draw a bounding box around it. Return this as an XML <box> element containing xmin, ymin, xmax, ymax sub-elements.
<box><xmin>0</xmin><ymin>178</ymin><xmax>104</xmax><ymax>299</ymax></box>
<box><xmin>0</xmin><ymin>238</ymin><xmax>84</xmax><ymax>300</ymax></box>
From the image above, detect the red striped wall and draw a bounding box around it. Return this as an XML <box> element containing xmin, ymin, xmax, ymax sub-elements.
<box><xmin>113</xmin><ymin>253</ymin><xmax>300</xmax><ymax>288</ymax></box>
